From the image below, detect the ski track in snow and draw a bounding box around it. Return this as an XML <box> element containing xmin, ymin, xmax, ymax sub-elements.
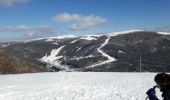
<box><xmin>70</xmin><ymin>39</ymin><xmax>79</xmax><ymax>43</ymax></box>
<box><xmin>0</xmin><ymin>72</ymin><xmax>162</xmax><ymax>100</ymax></box>
<box><xmin>86</xmin><ymin>36</ymin><xmax>116</xmax><ymax>68</ymax></box>
<box><xmin>76</xmin><ymin>47</ymin><xmax>82</xmax><ymax>52</ymax></box>
<box><xmin>70</xmin><ymin>55</ymin><xmax>95</xmax><ymax>60</ymax></box>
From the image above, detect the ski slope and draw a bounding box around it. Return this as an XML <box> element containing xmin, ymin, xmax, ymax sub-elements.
<box><xmin>86</xmin><ymin>36</ymin><xmax>117</xmax><ymax>68</ymax></box>
<box><xmin>41</xmin><ymin>46</ymin><xmax>65</xmax><ymax>63</ymax></box>
<box><xmin>0</xmin><ymin>72</ymin><xmax>162</xmax><ymax>100</ymax></box>
<box><xmin>40</xmin><ymin>46</ymin><xmax>72</xmax><ymax>71</ymax></box>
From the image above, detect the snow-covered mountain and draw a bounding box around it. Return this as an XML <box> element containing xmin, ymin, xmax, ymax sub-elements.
<box><xmin>1</xmin><ymin>30</ymin><xmax>170</xmax><ymax>73</ymax></box>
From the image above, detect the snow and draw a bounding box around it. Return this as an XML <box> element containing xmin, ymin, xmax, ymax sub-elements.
<box><xmin>110</xmin><ymin>30</ymin><xmax>144</xmax><ymax>36</ymax></box>
<box><xmin>40</xmin><ymin>46</ymin><xmax>72</xmax><ymax>71</ymax></box>
<box><xmin>40</xmin><ymin>46</ymin><xmax>65</xmax><ymax>63</ymax></box>
<box><xmin>83</xmin><ymin>34</ymin><xmax>101</xmax><ymax>37</ymax></box>
<box><xmin>54</xmin><ymin>35</ymin><xmax>77</xmax><ymax>39</ymax></box>
<box><xmin>45</xmin><ymin>38</ymin><xmax>54</xmax><ymax>42</ymax></box>
<box><xmin>52</xmin><ymin>42</ymin><xmax>58</xmax><ymax>45</ymax></box>
<box><xmin>118</xmin><ymin>50</ymin><xmax>126</xmax><ymax>53</ymax></box>
<box><xmin>70</xmin><ymin>36</ymin><xmax>97</xmax><ymax>44</ymax></box>
<box><xmin>23</xmin><ymin>35</ymin><xmax>77</xmax><ymax>43</ymax></box>
<box><xmin>157</xmin><ymin>32</ymin><xmax>170</xmax><ymax>35</ymax></box>
<box><xmin>110</xmin><ymin>30</ymin><xmax>170</xmax><ymax>36</ymax></box>
<box><xmin>86</xmin><ymin>36</ymin><xmax>117</xmax><ymax>68</ymax></box>
<box><xmin>76</xmin><ymin>47</ymin><xmax>82</xmax><ymax>52</ymax></box>
<box><xmin>43</xmin><ymin>35</ymin><xmax>77</xmax><ymax>39</ymax></box>
<box><xmin>70</xmin><ymin>55</ymin><xmax>95</xmax><ymax>60</ymax></box>
<box><xmin>0</xmin><ymin>72</ymin><xmax>162</xmax><ymax>100</ymax></box>
<box><xmin>70</xmin><ymin>39</ymin><xmax>79</xmax><ymax>43</ymax></box>
<box><xmin>52</xmin><ymin>40</ymin><xmax>59</xmax><ymax>45</ymax></box>
<box><xmin>24</xmin><ymin>38</ymin><xmax>46</xmax><ymax>43</ymax></box>
<box><xmin>79</xmin><ymin>36</ymin><xmax>97</xmax><ymax>41</ymax></box>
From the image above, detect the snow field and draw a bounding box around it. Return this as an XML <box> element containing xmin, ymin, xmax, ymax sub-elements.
<box><xmin>0</xmin><ymin>72</ymin><xmax>162</xmax><ymax>100</ymax></box>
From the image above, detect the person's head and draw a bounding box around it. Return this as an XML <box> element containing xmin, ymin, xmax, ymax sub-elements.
<box><xmin>154</xmin><ymin>73</ymin><xmax>170</xmax><ymax>91</ymax></box>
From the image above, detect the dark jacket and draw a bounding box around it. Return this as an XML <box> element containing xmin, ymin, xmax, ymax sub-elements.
<box><xmin>162</xmin><ymin>85</ymin><xmax>170</xmax><ymax>100</ymax></box>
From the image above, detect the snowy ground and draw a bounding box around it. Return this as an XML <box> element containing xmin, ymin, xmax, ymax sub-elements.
<box><xmin>0</xmin><ymin>72</ymin><xmax>163</xmax><ymax>100</ymax></box>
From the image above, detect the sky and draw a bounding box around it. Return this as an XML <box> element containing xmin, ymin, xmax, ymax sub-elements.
<box><xmin>0</xmin><ymin>0</ymin><xmax>170</xmax><ymax>41</ymax></box>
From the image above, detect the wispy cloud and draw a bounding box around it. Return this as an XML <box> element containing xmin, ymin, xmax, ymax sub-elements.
<box><xmin>69</xmin><ymin>15</ymin><xmax>107</xmax><ymax>30</ymax></box>
<box><xmin>0</xmin><ymin>0</ymin><xmax>30</xmax><ymax>7</ymax></box>
<box><xmin>25</xmin><ymin>25</ymin><xmax>57</xmax><ymax>38</ymax></box>
<box><xmin>53</xmin><ymin>13</ymin><xmax>80</xmax><ymax>22</ymax></box>
<box><xmin>0</xmin><ymin>25</ymin><xmax>58</xmax><ymax>39</ymax></box>
<box><xmin>53</xmin><ymin>13</ymin><xmax>107</xmax><ymax>31</ymax></box>
<box><xmin>1</xmin><ymin>25</ymin><xmax>28</xmax><ymax>32</ymax></box>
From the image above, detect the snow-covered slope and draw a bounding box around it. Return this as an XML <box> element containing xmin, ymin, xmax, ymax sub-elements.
<box><xmin>40</xmin><ymin>46</ymin><xmax>65</xmax><ymax>63</ymax></box>
<box><xmin>109</xmin><ymin>30</ymin><xmax>144</xmax><ymax>36</ymax></box>
<box><xmin>86</xmin><ymin>36</ymin><xmax>117</xmax><ymax>68</ymax></box>
<box><xmin>0</xmin><ymin>72</ymin><xmax>162</xmax><ymax>100</ymax></box>
<box><xmin>157</xmin><ymin>32</ymin><xmax>170</xmax><ymax>35</ymax></box>
<box><xmin>40</xmin><ymin>45</ymin><xmax>72</xmax><ymax>71</ymax></box>
<box><xmin>110</xmin><ymin>30</ymin><xmax>170</xmax><ymax>36</ymax></box>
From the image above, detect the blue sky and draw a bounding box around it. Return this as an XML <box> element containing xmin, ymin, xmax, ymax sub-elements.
<box><xmin>0</xmin><ymin>0</ymin><xmax>170</xmax><ymax>41</ymax></box>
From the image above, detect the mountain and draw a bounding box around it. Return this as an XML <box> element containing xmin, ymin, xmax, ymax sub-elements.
<box><xmin>1</xmin><ymin>30</ymin><xmax>170</xmax><ymax>72</ymax></box>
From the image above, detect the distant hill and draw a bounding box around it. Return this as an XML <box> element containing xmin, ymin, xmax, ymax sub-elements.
<box><xmin>1</xmin><ymin>30</ymin><xmax>170</xmax><ymax>72</ymax></box>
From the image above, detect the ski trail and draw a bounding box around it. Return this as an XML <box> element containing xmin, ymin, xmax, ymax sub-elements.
<box><xmin>40</xmin><ymin>45</ymin><xmax>73</xmax><ymax>71</ymax></box>
<box><xmin>86</xmin><ymin>36</ymin><xmax>116</xmax><ymax>68</ymax></box>
<box><xmin>40</xmin><ymin>45</ymin><xmax>65</xmax><ymax>63</ymax></box>
<box><xmin>70</xmin><ymin>55</ymin><xmax>95</xmax><ymax>60</ymax></box>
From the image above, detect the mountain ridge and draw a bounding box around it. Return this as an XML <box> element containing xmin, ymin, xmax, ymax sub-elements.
<box><xmin>1</xmin><ymin>30</ymin><xmax>170</xmax><ymax>73</ymax></box>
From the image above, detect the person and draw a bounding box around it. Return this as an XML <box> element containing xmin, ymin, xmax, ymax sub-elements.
<box><xmin>154</xmin><ymin>73</ymin><xmax>170</xmax><ymax>100</ymax></box>
<box><xmin>146</xmin><ymin>73</ymin><xmax>170</xmax><ymax>100</ymax></box>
